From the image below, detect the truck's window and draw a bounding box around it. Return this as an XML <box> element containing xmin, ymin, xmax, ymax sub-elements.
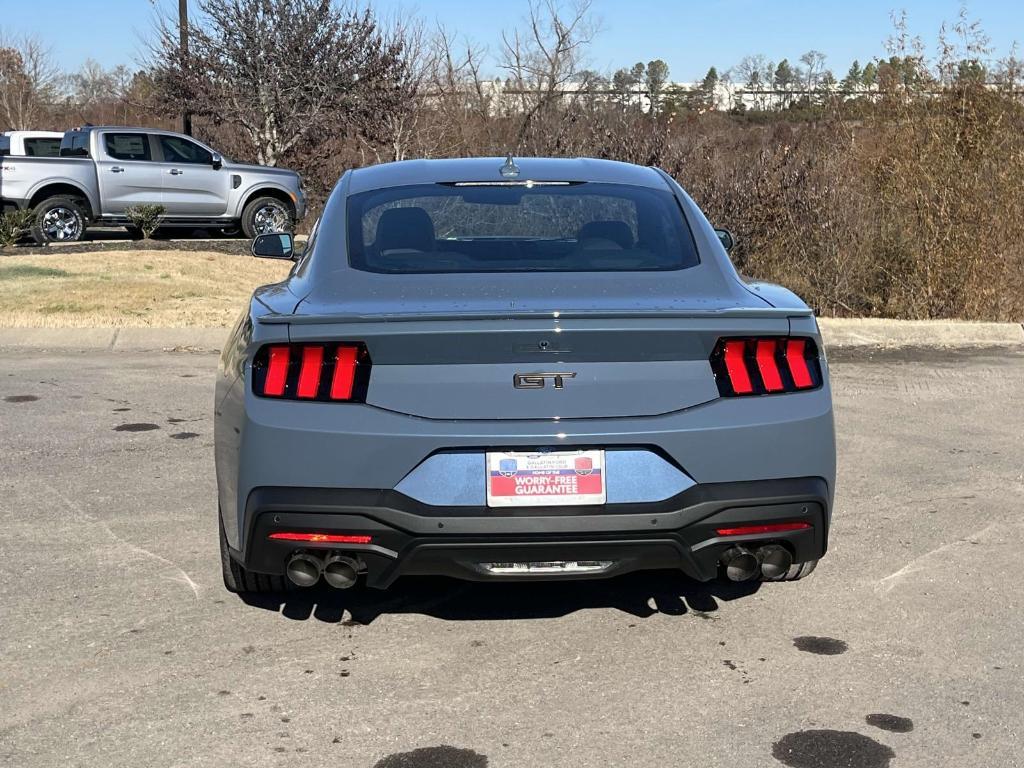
<box><xmin>158</xmin><ymin>136</ymin><xmax>212</xmax><ymax>165</ymax></box>
<box><xmin>0</xmin><ymin>137</ymin><xmax>9</xmax><ymax>157</ymax></box>
<box><xmin>60</xmin><ymin>132</ymin><xmax>90</xmax><ymax>157</ymax></box>
<box><xmin>23</xmin><ymin>138</ymin><xmax>61</xmax><ymax>157</ymax></box>
<box><xmin>104</xmin><ymin>133</ymin><xmax>151</xmax><ymax>162</ymax></box>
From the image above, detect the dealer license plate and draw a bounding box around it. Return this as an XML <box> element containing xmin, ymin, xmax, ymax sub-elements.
<box><xmin>486</xmin><ymin>450</ymin><xmax>606</xmax><ymax>507</ymax></box>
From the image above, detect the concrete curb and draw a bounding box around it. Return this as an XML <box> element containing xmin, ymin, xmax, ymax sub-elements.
<box><xmin>0</xmin><ymin>327</ymin><xmax>228</xmax><ymax>352</ymax></box>
<box><xmin>817</xmin><ymin>318</ymin><xmax>1024</xmax><ymax>348</ymax></box>
<box><xmin>0</xmin><ymin>318</ymin><xmax>1021</xmax><ymax>353</ymax></box>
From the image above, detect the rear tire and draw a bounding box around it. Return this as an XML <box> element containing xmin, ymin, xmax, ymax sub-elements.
<box><xmin>767</xmin><ymin>559</ymin><xmax>818</xmax><ymax>582</ymax></box>
<box><xmin>32</xmin><ymin>196</ymin><xmax>87</xmax><ymax>243</ymax></box>
<box><xmin>240</xmin><ymin>196</ymin><xmax>294</xmax><ymax>239</ymax></box>
<box><xmin>219</xmin><ymin>511</ymin><xmax>290</xmax><ymax>594</ymax></box>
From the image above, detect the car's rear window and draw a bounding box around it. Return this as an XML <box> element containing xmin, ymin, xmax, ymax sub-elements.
<box><xmin>346</xmin><ymin>182</ymin><xmax>698</xmax><ymax>273</ymax></box>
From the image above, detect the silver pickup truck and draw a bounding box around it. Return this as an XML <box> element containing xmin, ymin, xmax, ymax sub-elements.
<box><xmin>0</xmin><ymin>126</ymin><xmax>305</xmax><ymax>241</ymax></box>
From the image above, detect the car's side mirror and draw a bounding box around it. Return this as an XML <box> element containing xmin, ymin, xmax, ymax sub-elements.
<box><xmin>211</xmin><ymin>153</ymin><xmax>223</xmax><ymax>170</ymax></box>
<box><xmin>714</xmin><ymin>228</ymin><xmax>736</xmax><ymax>253</ymax></box>
<box><xmin>252</xmin><ymin>232</ymin><xmax>295</xmax><ymax>260</ymax></box>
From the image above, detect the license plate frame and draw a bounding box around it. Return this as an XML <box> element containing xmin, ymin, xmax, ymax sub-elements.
<box><xmin>485</xmin><ymin>449</ymin><xmax>606</xmax><ymax>507</ymax></box>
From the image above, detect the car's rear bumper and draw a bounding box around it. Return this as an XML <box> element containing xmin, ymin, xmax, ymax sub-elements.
<box><xmin>232</xmin><ymin>477</ymin><xmax>829</xmax><ymax>587</ymax></box>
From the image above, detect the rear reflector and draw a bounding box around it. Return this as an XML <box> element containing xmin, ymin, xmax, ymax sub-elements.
<box><xmin>252</xmin><ymin>342</ymin><xmax>371</xmax><ymax>402</ymax></box>
<box><xmin>711</xmin><ymin>337</ymin><xmax>822</xmax><ymax>397</ymax></box>
<box><xmin>269</xmin><ymin>532</ymin><xmax>373</xmax><ymax>544</ymax></box>
<box><xmin>715</xmin><ymin>522</ymin><xmax>812</xmax><ymax>536</ymax></box>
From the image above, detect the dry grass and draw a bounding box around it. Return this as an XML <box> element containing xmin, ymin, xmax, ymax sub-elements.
<box><xmin>0</xmin><ymin>249</ymin><xmax>291</xmax><ymax>328</ymax></box>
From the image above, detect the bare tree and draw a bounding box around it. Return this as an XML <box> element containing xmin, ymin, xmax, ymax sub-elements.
<box><xmin>357</xmin><ymin>17</ymin><xmax>430</xmax><ymax>163</ymax></box>
<box><xmin>416</xmin><ymin>26</ymin><xmax>496</xmax><ymax>155</ymax></box>
<box><xmin>0</xmin><ymin>34</ymin><xmax>60</xmax><ymax>129</ymax></box>
<box><xmin>499</xmin><ymin>0</ymin><xmax>600</xmax><ymax>147</ymax></box>
<box><xmin>67</xmin><ymin>59</ymin><xmax>132</xmax><ymax>113</ymax></box>
<box><xmin>800</xmin><ymin>50</ymin><xmax>827</xmax><ymax>91</ymax></box>
<box><xmin>147</xmin><ymin>0</ymin><xmax>411</xmax><ymax>166</ymax></box>
<box><xmin>733</xmin><ymin>54</ymin><xmax>769</xmax><ymax>109</ymax></box>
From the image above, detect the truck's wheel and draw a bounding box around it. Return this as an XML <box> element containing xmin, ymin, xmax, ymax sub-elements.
<box><xmin>33</xmin><ymin>197</ymin><xmax>87</xmax><ymax>243</ymax></box>
<box><xmin>219</xmin><ymin>511</ymin><xmax>290</xmax><ymax>594</ymax></box>
<box><xmin>241</xmin><ymin>196</ymin><xmax>293</xmax><ymax>239</ymax></box>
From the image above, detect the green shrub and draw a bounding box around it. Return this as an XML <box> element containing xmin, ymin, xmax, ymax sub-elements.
<box><xmin>124</xmin><ymin>204</ymin><xmax>166</xmax><ymax>240</ymax></box>
<box><xmin>0</xmin><ymin>209</ymin><xmax>35</xmax><ymax>248</ymax></box>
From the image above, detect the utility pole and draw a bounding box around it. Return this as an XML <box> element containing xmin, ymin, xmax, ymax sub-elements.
<box><xmin>179</xmin><ymin>0</ymin><xmax>192</xmax><ymax>136</ymax></box>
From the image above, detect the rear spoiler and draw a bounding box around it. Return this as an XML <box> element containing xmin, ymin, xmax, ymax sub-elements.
<box><xmin>257</xmin><ymin>307</ymin><xmax>815</xmax><ymax>325</ymax></box>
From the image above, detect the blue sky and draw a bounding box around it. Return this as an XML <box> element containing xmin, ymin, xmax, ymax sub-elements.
<box><xmin>5</xmin><ymin>0</ymin><xmax>1023</xmax><ymax>80</ymax></box>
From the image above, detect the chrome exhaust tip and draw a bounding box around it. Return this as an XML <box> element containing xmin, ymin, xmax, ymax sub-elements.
<box><xmin>286</xmin><ymin>553</ymin><xmax>323</xmax><ymax>587</ymax></box>
<box><xmin>757</xmin><ymin>544</ymin><xmax>794</xmax><ymax>581</ymax></box>
<box><xmin>721</xmin><ymin>546</ymin><xmax>760</xmax><ymax>582</ymax></box>
<box><xmin>322</xmin><ymin>554</ymin><xmax>360</xmax><ymax>590</ymax></box>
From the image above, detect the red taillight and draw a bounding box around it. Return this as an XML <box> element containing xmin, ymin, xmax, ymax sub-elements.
<box><xmin>296</xmin><ymin>345</ymin><xmax>324</xmax><ymax>399</ymax></box>
<box><xmin>715</xmin><ymin>522</ymin><xmax>811</xmax><ymax>536</ymax></box>
<box><xmin>264</xmin><ymin>346</ymin><xmax>291</xmax><ymax>396</ymax></box>
<box><xmin>330</xmin><ymin>345</ymin><xmax>358</xmax><ymax>401</ymax></box>
<box><xmin>755</xmin><ymin>339</ymin><xmax>784</xmax><ymax>392</ymax></box>
<box><xmin>785</xmin><ymin>339</ymin><xmax>814</xmax><ymax>389</ymax></box>
<box><xmin>711</xmin><ymin>337</ymin><xmax>821</xmax><ymax>397</ymax></box>
<box><xmin>253</xmin><ymin>343</ymin><xmax>370</xmax><ymax>402</ymax></box>
<box><xmin>269</xmin><ymin>532</ymin><xmax>372</xmax><ymax>544</ymax></box>
<box><xmin>723</xmin><ymin>340</ymin><xmax>753</xmax><ymax>394</ymax></box>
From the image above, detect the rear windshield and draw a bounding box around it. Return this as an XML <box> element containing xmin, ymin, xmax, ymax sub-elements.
<box><xmin>0</xmin><ymin>137</ymin><xmax>9</xmax><ymax>157</ymax></box>
<box><xmin>346</xmin><ymin>182</ymin><xmax>698</xmax><ymax>273</ymax></box>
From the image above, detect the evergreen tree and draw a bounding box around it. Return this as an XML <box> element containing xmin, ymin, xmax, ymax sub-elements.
<box><xmin>861</xmin><ymin>61</ymin><xmax>878</xmax><ymax>86</ymax></box>
<box><xmin>645</xmin><ymin>59</ymin><xmax>670</xmax><ymax>113</ymax></box>
<box><xmin>700</xmin><ymin>66</ymin><xmax>719</xmax><ymax>109</ymax></box>
<box><xmin>842</xmin><ymin>60</ymin><xmax>863</xmax><ymax>92</ymax></box>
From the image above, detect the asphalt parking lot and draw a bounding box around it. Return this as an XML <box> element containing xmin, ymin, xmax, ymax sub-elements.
<box><xmin>1</xmin><ymin>346</ymin><xmax>1021</xmax><ymax>768</ymax></box>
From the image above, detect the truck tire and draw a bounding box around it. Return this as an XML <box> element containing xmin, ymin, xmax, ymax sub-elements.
<box><xmin>32</xmin><ymin>197</ymin><xmax>87</xmax><ymax>243</ymax></box>
<box><xmin>240</xmin><ymin>196</ymin><xmax>293</xmax><ymax>239</ymax></box>
<box><xmin>220</xmin><ymin>512</ymin><xmax>291</xmax><ymax>594</ymax></box>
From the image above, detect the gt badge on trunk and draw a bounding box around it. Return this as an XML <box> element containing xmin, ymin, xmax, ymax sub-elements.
<box><xmin>513</xmin><ymin>372</ymin><xmax>577</xmax><ymax>389</ymax></box>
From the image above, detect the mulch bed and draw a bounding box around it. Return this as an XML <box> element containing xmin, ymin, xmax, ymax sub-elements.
<box><xmin>1</xmin><ymin>236</ymin><xmax>252</xmax><ymax>257</ymax></box>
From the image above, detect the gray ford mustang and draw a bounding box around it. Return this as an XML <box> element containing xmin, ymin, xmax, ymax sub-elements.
<box><xmin>215</xmin><ymin>156</ymin><xmax>835</xmax><ymax>594</ymax></box>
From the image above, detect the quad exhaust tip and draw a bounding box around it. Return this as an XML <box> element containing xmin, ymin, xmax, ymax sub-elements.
<box><xmin>286</xmin><ymin>553</ymin><xmax>323</xmax><ymax>587</ymax></box>
<box><xmin>757</xmin><ymin>544</ymin><xmax>794</xmax><ymax>580</ymax></box>
<box><xmin>720</xmin><ymin>544</ymin><xmax>796</xmax><ymax>582</ymax></box>
<box><xmin>323</xmin><ymin>554</ymin><xmax>361</xmax><ymax>590</ymax></box>
<box><xmin>721</xmin><ymin>546</ymin><xmax>760</xmax><ymax>582</ymax></box>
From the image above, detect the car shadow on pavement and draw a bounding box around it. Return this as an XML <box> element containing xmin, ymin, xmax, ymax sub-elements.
<box><xmin>239</xmin><ymin>570</ymin><xmax>761</xmax><ymax>624</ymax></box>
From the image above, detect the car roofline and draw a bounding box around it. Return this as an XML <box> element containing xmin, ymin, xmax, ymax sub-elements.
<box><xmin>346</xmin><ymin>157</ymin><xmax>671</xmax><ymax>194</ymax></box>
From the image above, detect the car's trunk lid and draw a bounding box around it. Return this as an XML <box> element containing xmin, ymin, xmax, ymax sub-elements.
<box><xmin>281</xmin><ymin>313</ymin><xmax>792</xmax><ymax>420</ymax></box>
<box><xmin>266</xmin><ymin>267</ymin><xmax>800</xmax><ymax>420</ymax></box>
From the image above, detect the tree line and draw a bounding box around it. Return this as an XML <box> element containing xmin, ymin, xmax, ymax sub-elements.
<box><xmin>2</xmin><ymin>0</ymin><xmax>1023</xmax><ymax>321</ymax></box>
